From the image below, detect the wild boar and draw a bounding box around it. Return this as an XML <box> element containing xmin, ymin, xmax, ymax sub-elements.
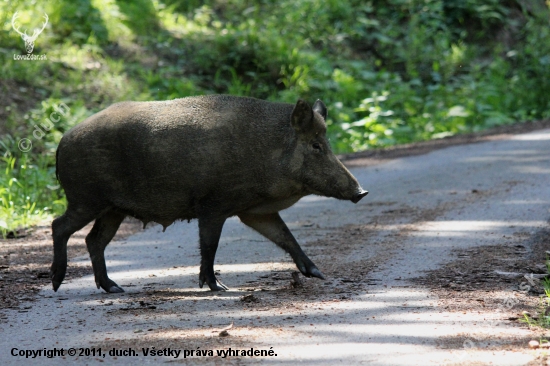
<box><xmin>51</xmin><ymin>95</ymin><xmax>368</xmax><ymax>293</ymax></box>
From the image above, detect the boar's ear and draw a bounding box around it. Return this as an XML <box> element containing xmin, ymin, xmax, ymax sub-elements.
<box><xmin>291</xmin><ymin>99</ymin><xmax>313</xmax><ymax>132</ymax></box>
<box><xmin>312</xmin><ymin>99</ymin><xmax>327</xmax><ymax>121</ymax></box>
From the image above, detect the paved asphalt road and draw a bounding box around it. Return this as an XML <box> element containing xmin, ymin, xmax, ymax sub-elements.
<box><xmin>1</xmin><ymin>129</ymin><xmax>549</xmax><ymax>365</ymax></box>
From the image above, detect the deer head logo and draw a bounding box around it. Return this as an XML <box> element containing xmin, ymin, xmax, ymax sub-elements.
<box><xmin>11</xmin><ymin>12</ymin><xmax>48</xmax><ymax>54</ymax></box>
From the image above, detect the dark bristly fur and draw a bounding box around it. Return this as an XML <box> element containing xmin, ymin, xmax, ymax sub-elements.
<box><xmin>51</xmin><ymin>95</ymin><xmax>368</xmax><ymax>293</ymax></box>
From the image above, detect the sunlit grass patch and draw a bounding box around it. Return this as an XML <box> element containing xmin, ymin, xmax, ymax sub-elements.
<box><xmin>0</xmin><ymin>152</ymin><xmax>66</xmax><ymax>238</ymax></box>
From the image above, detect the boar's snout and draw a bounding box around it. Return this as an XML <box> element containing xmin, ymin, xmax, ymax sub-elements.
<box><xmin>351</xmin><ymin>189</ymin><xmax>369</xmax><ymax>204</ymax></box>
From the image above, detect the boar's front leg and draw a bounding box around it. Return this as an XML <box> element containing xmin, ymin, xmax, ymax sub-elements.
<box><xmin>238</xmin><ymin>212</ymin><xmax>325</xmax><ymax>280</ymax></box>
<box><xmin>198</xmin><ymin>216</ymin><xmax>229</xmax><ymax>291</ymax></box>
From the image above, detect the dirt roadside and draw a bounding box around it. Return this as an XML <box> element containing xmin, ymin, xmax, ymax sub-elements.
<box><xmin>339</xmin><ymin>119</ymin><xmax>550</xmax><ymax>167</ymax></box>
<box><xmin>411</xmin><ymin>226</ymin><xmax>550</xmax><ymax>366</ymax></box>
<box><xmin>0</xmin><ymin>219</ymin><xmax>143</xmax><ymax>310</ymax></box>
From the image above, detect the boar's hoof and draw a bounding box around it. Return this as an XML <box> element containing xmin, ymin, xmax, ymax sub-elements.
<box><xmin>50</xmin><ymin>265</ymin><xmax>66</xmax><ymax>292</ymax></box>
<box><xmin>107</xmin><ymin>285</ymin><xmax>125</xmax><ymax>293</ymax></box>
<box><xmin>201</xmin><ymin>278</ymin><xmax>229</xmax><ymax>292</ymax></box>
<box><xmin>199</xmin><ymin>271</ymin><xmax>228</xmax><ymax>291</ymax></box>
<box><xmin>210</xmin><ymin>280</ymin><xmax>229</xmax><ymax>292</ymax></box>
<box><xmin>308</xmin><ymin>267</ymin><xmax>326</xmax><ymax>280</ymax></box>
<box><xmin>96</xmin><ymin>279</ymin><xmax>124</xmax><ymax>293</ymax></box>
<box><xmin>297</xmin><ymin>262</ymin><xmax>325</xmax><ymax>280</ymax></box>
<box><xmin>52</xmin><ymin>281</ymin><xmax>62</xmax><ymax>292</ymax></box>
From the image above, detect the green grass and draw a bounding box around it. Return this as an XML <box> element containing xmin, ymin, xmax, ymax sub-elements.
<box><xmin>1</xmin><ymin>0</ymin><xmax>549</xmax><ymax>234</ymax></box>
<box><xmin>521</xmin><ymin>263</ymin><xmax>550</xmax><ymax>330</ymax></box>
<box><xmin>0</xmin><ymin>148</ymin><xmax>66</xmax><ymax>237</ymax></box>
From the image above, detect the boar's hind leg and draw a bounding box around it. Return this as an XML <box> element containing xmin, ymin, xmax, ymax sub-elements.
<box><xmin>198</xmin><ymin>216</ymin><xmax>229</xmax><ymax>291</ymax></box>
<box><xmin>238</xmin><ymin>213</ymin><xmax>325</xmax><ymax>280</ymax></box>
<box><xmin>51</xmin><ymin>207</ymin><xmax>98</xmax><ymax>292</ymax></box>
<box><xmin>85</xmin><ymin>210</ymin><xmax>126</xmax><ymax>293</ymax></box>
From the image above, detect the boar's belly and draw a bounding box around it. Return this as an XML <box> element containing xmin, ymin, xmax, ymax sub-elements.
<box><xmin>243</xmin><ymin>195</ymin><xmax>303</xmax><ymax>215</ymax></box>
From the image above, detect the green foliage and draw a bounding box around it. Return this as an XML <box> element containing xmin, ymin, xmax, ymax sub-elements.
<box><xmin>1</xmin><ymin>0</ymin><xmax>549</xmax><ymax>231</ymax></box>
<box><xmin>520</xmin><ymin>259</ymin><xmax>550</xmax><ymax>330</ymax></box>
<box><xmin>0</xmin><ymin>98</ymin><xmax>82</xmax><ymax>236</ymax></box>
<box><xmin>0</xmin><ymin>148</ymin><xmax>66</xmax><ymax>238</ymax></box>
<box><xmin>50</xmin><ymin>0</ymin><xmax>110</xmax><ymax>45</ymax></box>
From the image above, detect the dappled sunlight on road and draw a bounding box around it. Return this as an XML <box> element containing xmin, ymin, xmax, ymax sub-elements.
<box><xmin>511</xmin><ymin>131</ymin><xmax>550</xmax><ymax>141</ymax></box>
<box><xmin>412</xmin><ymin>220</ymin><xmax>547</xmax><ymax>233</ymax></box>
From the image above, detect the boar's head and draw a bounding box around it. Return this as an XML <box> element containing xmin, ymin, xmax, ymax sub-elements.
<box><xmin>289</xmin><ymin>99</ymin><xmax>368</xmax><ymax>203</ymax></box>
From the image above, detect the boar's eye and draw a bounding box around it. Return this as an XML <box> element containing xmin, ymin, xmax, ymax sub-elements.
<box><xmin>312</xmin><ymin>142</ymin><xmax>322</xmax><ymax>151</ymax></box>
